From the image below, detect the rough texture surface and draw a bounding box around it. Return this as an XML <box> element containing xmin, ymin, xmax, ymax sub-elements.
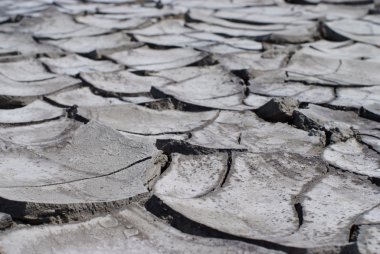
<box><xmin>0</xmin><ymin>0</ymin><xmax>379</xmax><ymax>253</ymax></box>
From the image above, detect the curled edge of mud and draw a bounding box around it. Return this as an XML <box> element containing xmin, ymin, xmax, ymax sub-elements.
<box><xmin>145</xmin><ymin>195</ymin><xmax>359</xmax><ymax>254</ymax></box>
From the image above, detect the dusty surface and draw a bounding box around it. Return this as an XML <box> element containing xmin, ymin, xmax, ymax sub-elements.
<box><xmin>0</xmin><ymin>0</ymin><xmax>379</xmax><ymax>253</ymax></box>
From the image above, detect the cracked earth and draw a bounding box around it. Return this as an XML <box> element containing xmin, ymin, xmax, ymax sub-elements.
<box><xmin>0</xmin><ymin>0</ymin><xmax>379</xmax><ymax>253</ymax></box>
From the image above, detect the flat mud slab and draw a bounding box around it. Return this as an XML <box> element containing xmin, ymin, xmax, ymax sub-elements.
<box><xmin>0</xmin><ymin>0</ymin><xmax>379</xmax><ymax>253</ymax></box>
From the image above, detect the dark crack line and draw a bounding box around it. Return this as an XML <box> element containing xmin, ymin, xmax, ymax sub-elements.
<box><xmin>0</xmin><ymin>156</ymin><xmax>152</xmax><ymax>189</ymax></box>
<box><xmin>359</xmin><ymin>139</ymin><xmax>380</xmax><ymax>156</ymax></box>
<box><xmin>220</xmin><ymin>151</ymin><xmax>232</xmax><ymax>188</ymax></box>
<box><xmin>291</xmin><ymin>170</ymin><xmax>328</xmax><ymax>233</ymax></box>
<box><xmin>328</xmin><ymin>163</ymin><xmax>380</xmax><ymax>187</ymax></box>
<box><xmin>348</xmin><ymin>203</ymin><xmax>380</xmax><ymax>243</ymax></box>
<box><xmin>294</xmin><ymin>203</ymin><xmax>304</xmax><ymax>228</ymax></box>
<box><xmin>0</xmin><ymin>115</ymin><xmax>63</xmax><ymax>128</ymax></box>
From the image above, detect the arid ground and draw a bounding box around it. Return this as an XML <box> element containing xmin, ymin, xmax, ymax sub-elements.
<box><xmin>0</xmin><ymin>0</ymin><xmax>379</xmax><ymax>253</ymax></box>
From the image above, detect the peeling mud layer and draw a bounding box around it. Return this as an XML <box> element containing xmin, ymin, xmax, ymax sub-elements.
<box><xmin>0</xmin><ymin>0</ymin><xmax>379</xmax><ymax>253</ymax></box>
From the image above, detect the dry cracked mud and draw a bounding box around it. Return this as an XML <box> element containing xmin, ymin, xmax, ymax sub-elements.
<box><xmin>0</xmin><ymin>0</ymin><xmax>379</xmax><ymax>253</ymax></box>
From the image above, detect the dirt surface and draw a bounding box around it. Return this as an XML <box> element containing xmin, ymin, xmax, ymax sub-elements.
<box><xmin>0</xmin><ymin>0</ymin><xmax>379</xmax><ymax>253</ymax></box>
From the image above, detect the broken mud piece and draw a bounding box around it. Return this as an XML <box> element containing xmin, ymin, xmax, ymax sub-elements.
<box><xmin>284</xmin><ymin>172</ymin><xmax>380</xmax><ymax>249</ymax></box>
<box><xmin>0</xmin><ymin>58</ymin><xmax>56</xmax><ymax>82</ymax></box>
<box><xmin>269</xmin><ymin>22</ymin><xmax>319</xmax><ymax>44</ymax></box>
<box><xmin>187</xmin><ymin>9</ymin><xmax>285</xmax><ymax>32</ymax></box>
<box><xmin>105</xmin><ymin>46</ymin><xmax>208</xmax><ymax>71</ymax></box>
<box><xmin>212</xmin><ymin>6</ymin><xmax>321</xmax><ymax>25</ymax></box>
<box><xmin>154</xmin><ymin>153</ymin><xmax>228</xmax><ymax>198</ymax></box>
<box><xmin>0</xmin><ymin>121</ymin><xmax>164</xmax><ymax>220</ymax></box>
<box><xmin>249</xmin><ymin>70</ymin><xmax>335</xmax><ymax>104</ymax></box>
<box><xmin>187</xmin><ymin>111</ymin><xmax>253</xmax><ymax>150</ymax></box>
<box><xmin>186</xmin><ymin>110</ymin><xmax>324</xmax><ymax>154</ymax></box>
<box><xmin>0</xmin><ymin>118</ymin><xmax>81</xmax><ymax>147</ymax></box>
<box><xmin>185</xmin><ymin>32</ymin><xmax>263</xmax><ymax>51</ymax></box>
<box><xmin>0</xmin><ymin>205</ymin><xmax>279</xmax><ymax>254</ymax></box>
<box><xmin>0</xmin><ymin>33</ymin><xmax>62</xmax><ymax>59</ymax></box>
<box><xmin>331</xmin><ymin>86</ymin><xmax>380</xmax><ymax>112</ymax></box>
<box><xmin>129</xmin><ymin>19</ymin><xmax>193</xmax><ymax>36</ymax></box>
<box><xmin>0</xmin><ymin>10</ymin><xmax>108</xmax><ymax>39</ymax></box>
<box><xmin>300</xmin><ymin>42</ymin><xmax>380</xmax><ymax>61</ymax></box>
<box><xmin>286</xmin><ymin>52</ymin><xmax>380</xmax><ymax>87</ymax></box>
<box><xmin>152</xmin><ymin>152</ymin><xmax>380</xmax><ymax>250</ymax></box>
<box><xmin>43</xmin><ymin>32</ymin><xmax>141</xmax><ymax>56</ymax></box>
<box><xmin>148</xmin><ymin>65</ymin><xmax>223</xmax><ymax>83</ymax></box>
<box><xmin>78</xmin><ymin>104</ymin><xmax>219</xmax><ymax>135</ymax></box>
<box><xmin>238</xmin><ymin>111</ymin><xmax>324</xmax><ymax>155</ymax></box>
<box><xmin>293</xmin><ymin>104</ymin><xmax>379</xmax><ymax>142</ymax></box>
<box><xmin>151</xmin><ymin>66</ymin><xmax>250</xmax><ymax>110</ymax></box>
<box><xmin>152</xmin><ymin>152</ymin><xmax>334</xmax><ymax>248</ymax></box>
<box><xmin>46</xmin><ymin>87</ymin><xmax>128</xmax><ymax>108</ymax></box>
<box><xmin>323</xmin><ymin>139</ymin><xmax>380</xmax><ymax>178</ymax></box>
<box><xmin>255</xmin><ymin>97</ymin><xmax>299</xmax><ymax>123</ymax></box>
<box><xmin>0</xmin><ymin>100</ymin><xmax>63</xmax><ymax>125</ymax></box>
<box><xmin>39</xmin><ymin>54</ymin><xmax>123</xmax><ymax>76</ymax></box>
<box><xmin>75</xmin><ymin>15</ymin><xmax>150</xmax><ymax>30</ymax></box>
<box><xmin>134</xmin><ymin>33</ymin><xmax>214</xmax><ymax>48</ymax></box>
<box><xmin>215</xmin><ymin>51</ymin><xmax>287</xmax><ymax>71</ymax></box>
<box><xmin>98</xmin><ymin>4</ymin><xmax>181</xmax><ymax>18</ymax></box>
<box><xmin>80</xmin><ymin>70</ymin><xmax>171</xmax><ymax>95</ymax></box>
<box><xmin>243</xmin><ymin>94</ymin><xmax>272</xmax><ymax>109</ymax></box>
<box><xmin>0</xmin><ymin>74</ymin><xmax>80</xmax><ymax>107</ymax></box>
<box><xmin>324</xmin><ymin>19</ymin><xmax>380</xmax><ymax>46</ymax></box>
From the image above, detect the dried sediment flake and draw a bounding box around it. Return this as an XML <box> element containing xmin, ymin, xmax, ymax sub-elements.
<box><xmin>78</xmin><ymin>104</ymin><xmax>219</xmax><ymax>135</ymax></box>
<box><xmin>294</xmin><ymin>104</ymin><xmax>380</xmax><ymax>142</ymax></box>
<box><xmin>46</xmin><ymin>87</ymin><xmax>127</xmax><ymax>107</ymax></box>
<box><xmin>75</xmin><ymin>15</ymin><xmax>149</xmax><ymax>29</ymax></box>
<box><xmin>332</xmin><ymin>86</ymin><xmax>380</xmax><ymax>109</ymax></box>
<box><xmin>152</xmin><ymin>67</ymin><xmax>250</xmax><ymax>110</ymax></box>
<box><xmin>0</xmin><ymin>11</ymin><xmax>108</xmax><ymax>39</ymax></box>
<box><xmin>0</xmin><ymin>33</ymin><xmax>62</xmax><ymax>58</ymax></box>
<box><xmin>39</xmin><ymin>54</ymin><xmax>123</xmax><ymax>76</ymax></box>
<box><xmin>283</xmin><ymin>173</ymin><xmax>380</xmax><ymax>248</ymax></box>
<box><xmin>323</xmin><ymin>139</ymin><xmax>380</xmax><ymax>178</ymax></box>
<box><xmin>0</xmin><ymin>75</ymin><xmax>79</xmax><ymax>106</ymax></box>
<box><xmin>43</xmin><ymin>33</ymin><xmax>139</xmax><ymax>55</ymax></box>
<box><xmin>81</xmin><ymin>70</ymin><xmax>171</xmax><ymax>95</ymax></box>
<box><xmin>154</xmin><ymin>153</ymin><xmax>228</xmax><ymax>198</ymax></box>
<box><xmin>0</xmin><ymin>205</ymin><xmax>280</xmax><ymax>254</ymax></box>
<box><xmin>324</xmin><ymin>19</ymin><xmax>380</xmax><ymax>46</ymax></box>
<box><xmin>106</xmin><ymin>46</ymin><xmax>207</xmax><ymax>71</ymax></box>
<box><xmin>0</xmin><ymin>118</ymin><xmax>81</xmax><ymax>147</ymax></box>
<box><xmin>286</xmin><ymin>52</ymin><xmax>380</xmax><ymax>86</ymax></box>
<box><xmin>249</xmin><ymin>71</ymin><xmax>335</xmax><ymax>104</ymax></box>
<box><xmin>0</xmin><ymin>121</ymin><xmax>162</xmax><ymax>217</ymax></box>
<box><xmin>186</xmin><ymin>110</ymin><xmax>324</xmax><ymax>153</ymax></box>
<box><xmin>154</xmin><ymin>153</ymin><xmax>380</xmax><ymax>249</ymax></box>
<box><xmin>134</xmin><ymin>34</ymin><xmax>214</xmax><ymax>48</ymax></box>
<box><xmin>0</xmin><ymin>100</ymin><xmax>63</xmax><ymax>125</ymax></box>
<box><xmin>215</xmin><ymin>51</ymin><xmax>287</xmax><ymax>71</ymax></box>
<box><xmin>154</xmin><ymin>152</ymin><xmax>327</xmax><ymax>245</ymax></box>
<box><xmin>0</xmin><ymin>58</ymin><xmax>56</xmax><ymax>82</ymax></box>
<box><xmin>129</xmin><ymin>19</ymin><xmax>193</xmax><ymax>36</ymax></box>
